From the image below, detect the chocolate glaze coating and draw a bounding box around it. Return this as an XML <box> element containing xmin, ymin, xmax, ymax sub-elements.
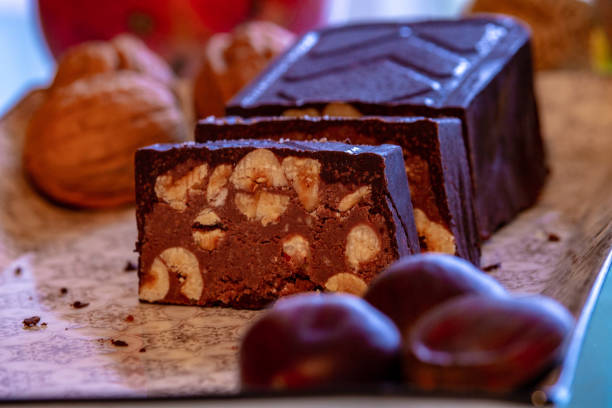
<box><xmin>196</xmin><ymin>116</ymin><xmax>479</xmax><ymax>265</ymax></box>
<box><xmin>135</xmin><ymin>140</ymin><xmax>420</xmax><ymax>308</ymax></box>
<box><xmin>226</xmin><ymin>16</ymin><xmax>547</xmax><ymax>238</ymax></box>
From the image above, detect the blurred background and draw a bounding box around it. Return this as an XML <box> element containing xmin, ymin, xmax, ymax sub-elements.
<box><xmin>0</xmin><ymin>0</ymin><xmax>610</xmax><ymax>116</ymax></box>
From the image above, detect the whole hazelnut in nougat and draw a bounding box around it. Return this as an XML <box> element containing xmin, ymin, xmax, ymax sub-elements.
<box><xmin>240</xmin><ymin>293</ymin><xmax>402</xmax><ymax>390</ymax></box>
<box><xmin>364</xmin><ymin>254</ymin><xmax>506</xmax><ymax>338</ymax></box>
<box><xmin>193</xmin><ymin>21</ymin><xmax>295</xmax><ymax>118</ymax></box>
<box><xmin>403</xmin><ymin>294</ymin><xmax>574</xmax><ymax>393</ymax></box>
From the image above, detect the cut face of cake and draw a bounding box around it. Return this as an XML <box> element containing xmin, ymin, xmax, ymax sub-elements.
<box><xmin>135</xmin><ymin>140</ymin><xmax>420</xmax><ymax>308</ymax></box>
<box><xmin>226</xmin><ymin>16</ymin><xmax>547</xmax><ymax>239</ymax></box>
<box><xmin>196</xmin><ymin>116</ymin><xmax>480</xmax><ymax>266</ymax></box>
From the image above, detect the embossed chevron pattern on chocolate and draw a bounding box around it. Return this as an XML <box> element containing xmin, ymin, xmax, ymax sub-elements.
<box><xmin>227</xmin><ymin>16</ymin><xmax>547</xmax><ymax>239</ymax></box>
<box><xmin>230</xmin><ymin>19</ymin><xmax>508</xmax><ymax>107</ymax></box>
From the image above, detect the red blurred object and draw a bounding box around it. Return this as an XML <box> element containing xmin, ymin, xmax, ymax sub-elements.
<box><xmin>38</xmin><ymin>0</ymin><xmax>329</xmax><ymax>74</ymax></box>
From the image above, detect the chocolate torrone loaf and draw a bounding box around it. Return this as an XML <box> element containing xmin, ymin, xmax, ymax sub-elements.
<box><xmin>135</xmin><ymin>140</ymin><xmax>420</xmax><ymax>308</ymax></box>
<box><xmin>226</xmin><ymin>16</ymin><xmax>547</xmax><ymax>238</ymax></box>
<box><xmin>196</xmin><ymin>116</ymin><xmax>480</xmax><ymax>265</ymax></box>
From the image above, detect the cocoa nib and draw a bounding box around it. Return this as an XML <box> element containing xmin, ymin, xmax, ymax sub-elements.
<box><xmin>72</xmin><ymin>301</ymin><xmax>89</xmax><ymax>309</ymax></box>
<box><xmin>23</xmin><ymin>316</ymin><xmax>40</xmax><ymax>328</ymax></box>
<box><xmin>548</xmin><ymin>233</ymin><xmax>561</xmax><ymax>242</ymax></box>
<box><xmin>14</xmin><ymin>267</ymin><xmax>22</xmax><ymax>276</ymax></box>
<box><xmin>125</xmin><ymin>315</ymin><xmax>135</xmax><ymax>322</ymax></box>
<box><xmin>60</xmin><ymin>287</ymin><xmax>68</xmax><ymax>295</ymax></box>
<box><xmin>139</xmin><ymin>347</ymin><xmax>146</xmax><ymax>353</ymax></box>
<box><xmin>111</xmin><ymin>339</ymin><xmax>128</xmax><ymax>347</ymax></box>
<box><xmin>124</xmin><ymin>261</ymin><xmax>137</xmax><ymax>272</ymax></box>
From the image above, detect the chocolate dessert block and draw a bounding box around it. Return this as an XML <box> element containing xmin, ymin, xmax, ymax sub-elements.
<box><xmin>135</xmin><ymin>140</ymin><xmax>420</xmax><ymax>308</ymax></box>
<box><xmin>196</xmin><ymin>116</ymin><xmax>480</xmax><ymax>265</ymax></box>
<box><xmin>226</xmin><ymin>16</ymin><xmax>547</xmax><ymax>238</ymax></box>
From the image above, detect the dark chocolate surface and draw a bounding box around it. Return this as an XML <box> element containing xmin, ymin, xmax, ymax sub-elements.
<box><xmin>226</xmin><ymin>16</ymin><xmax>547</xmax><ymax>238</ymax></box>
<box><xmin>135</xmin><ymin>140</ymin><xmax>420</xmax><ymax>308</ymax></box>
<box><xmin>196</xmin><ymin>116</ymin><xmax>479</xmax><ymax>265</ymax></box>
<box><xmin>228</xmin><ymin>16</ymin><xmax>526</xmax><ymax>111</ymax></box>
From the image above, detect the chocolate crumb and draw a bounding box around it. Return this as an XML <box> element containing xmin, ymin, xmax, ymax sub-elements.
<box><xmin>483</xmin><ymin>262</ymin><xmax>502</xmax><ymax>272</ymax></box>
<box><xmin>124</xmin><ymin>261</ymin><xmax>137</xmax><ymax>272</ymax></box>
<box><xmin>548</xmin><ymin>233</ymin><xmax>561</xmax><ymax>242</ymax></box>
<box><xmin>41</xmin><ymin>322</ymin><xmax>47</xmax><ymax>327</ymax></box>
<box><xmin>125</xmin><ymin>315</ymin><xmax>135</xmax><ymax>322</ymax></box>
<box><xmin>60</xmin><ymin>287</ymin><xmax>68</xmax><ymax>295</ymax></box>
<box><xmin>139</xmin><ymin>347</ymin><xmax>146</xmax><ymax>353</ymax></box>
<box><xmin>23</xmin><ymin>316</ymin><xmax>40</xmax><ymax>328</ymax></box>
<box><xmin>14</xmin><ymin>267</ymin><xmax>22</xmax><ymax>276</ymax></box>
<box><xmin>111</xmin><ymin>339</ymin><xmax>128</xmax><ymax>347</ymax></box>
<box><xmin>72</xmin><ymin>301</ymin><xmax>89</xmax><ymax>309</ymax></box>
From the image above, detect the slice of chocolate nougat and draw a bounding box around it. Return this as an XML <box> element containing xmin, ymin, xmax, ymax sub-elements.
<box><xmin>196</xmin><ymin>116</ymin><xmax>480</xmax><ymax>265</ymax></box>
<box><xmin>135</xmin><ymin>139</ymin><xmax>420</xmax><ymax>308</ymax></box>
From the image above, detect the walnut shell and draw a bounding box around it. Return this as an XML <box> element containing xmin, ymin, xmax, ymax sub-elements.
<box><xmin>24</xmin><ymin>71</ymin><xmax>187</xmax><ymax>208</ymax></box>
<box><xmin>51</xmin><ymin>34</ymin><xmax>175</xmax><ymax>90</ymax></box>
<box><xmin>194</xmin><ymin>21</ymin><xmax>295</xmax><ymax>118</ymax></box>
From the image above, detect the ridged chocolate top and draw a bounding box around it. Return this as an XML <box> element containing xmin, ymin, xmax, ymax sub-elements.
<box><xmin>227</xmin><ymin>16</ymin><xmax>529</xmax><ymax>113</ymax></box>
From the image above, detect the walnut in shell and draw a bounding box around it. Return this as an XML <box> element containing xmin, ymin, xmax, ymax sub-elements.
<box><xmin>193</xmin><ymin>21</ymin><xmax>295</xmax><ymax>118</ymax></box>
<box><xmin>24</xmin><ymin>71</ymin><xmax>187</xmax><ymax>208</ymax></box>
<box><xmin>51</xmin><ymin>34</ymin><xmax>175</xmax><ymax>90</ymax></box>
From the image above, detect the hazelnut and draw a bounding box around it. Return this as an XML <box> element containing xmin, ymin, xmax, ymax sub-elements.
<box><xmin>235</xmin><ymin>191</ymin><xmax>289</xmax><ymax>226</ymax></box>
<box><xmin>324</xmin><ymin>273</ymin><xmax>368</xmax><ymax>296</ymax></box>
<box><xmin>207</xmin><ymin>164</ymin><xmax>233</xmax><ymax>207</ymax></box>
<box><xmin>155</xmin><ymin>164</ymin><xmax>209</xmax><ymax>211</ymax></box>
<box><xmin>230</xmin><ymin>149</ymin><xmax>287</xmax><ymax>192</ymax></box>
<box><xmin>338</xmin><ymin>186</ymin><xmax>371</xmax><ymax>212</ymax></box>
<box><xmin>322</xmin><ymin>103</ymin><xmax>362</xmax><ymax>118</ymax></box>
<box><xmin>139</xmin><ymin>254</ymin><xmax>171</xmax><ymax>303</ymax></box>
<box><xmin>192</xmin><ymin>208</ymin><xmax>225</xmax><ymax>251</ymax></box>
<box><xmin>140</xmin><ymin>247</ymin><xmax>202</xmax><ymax>303</ymax></box>
<box><xmin>194</xmin><ymin>21</ymin><xmax>295</xmax><ymax>118</ymax></box>
<box><xmin>345</xmin><ymin>224</ymin><xmax>381</xmax><ymax>269</ymax></box>
<box><xmin>193</xmin><ymin>230</ymin><xmax>225</xmax><ymax>251</ymax></box>
<box><xmin>413</xmin><ymin>208</ymin><xmax>456</xmax><ymax>254</ymax></box>
<box><xmin>282</xmin><ymin>107</ymin><xmax>321</xmax><ymax>117</ymax></box>
<box><xmin>194</xmin><ymin>208</ymin><xmax>221</xmax><ymax>226</ymax></box>
<box><xmin>281</xmin><ymin>157</ymin><xmax>321</xmax><ymax>211</ymax></box>
<box><xmin>282</xmin><ymin>234</ymin><xmax>310</xmax><ymax>266</ymax></box>
<box><xmin>24</xmin><ymin>72</ymin><xmax>187</xmax><ymax>208</ymax></box>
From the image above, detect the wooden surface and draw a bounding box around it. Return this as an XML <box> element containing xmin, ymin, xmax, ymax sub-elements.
<box><xmin>0</xmin><ymin>71</ymin><xmax>610</xmax><ymax>400</ymax></box>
